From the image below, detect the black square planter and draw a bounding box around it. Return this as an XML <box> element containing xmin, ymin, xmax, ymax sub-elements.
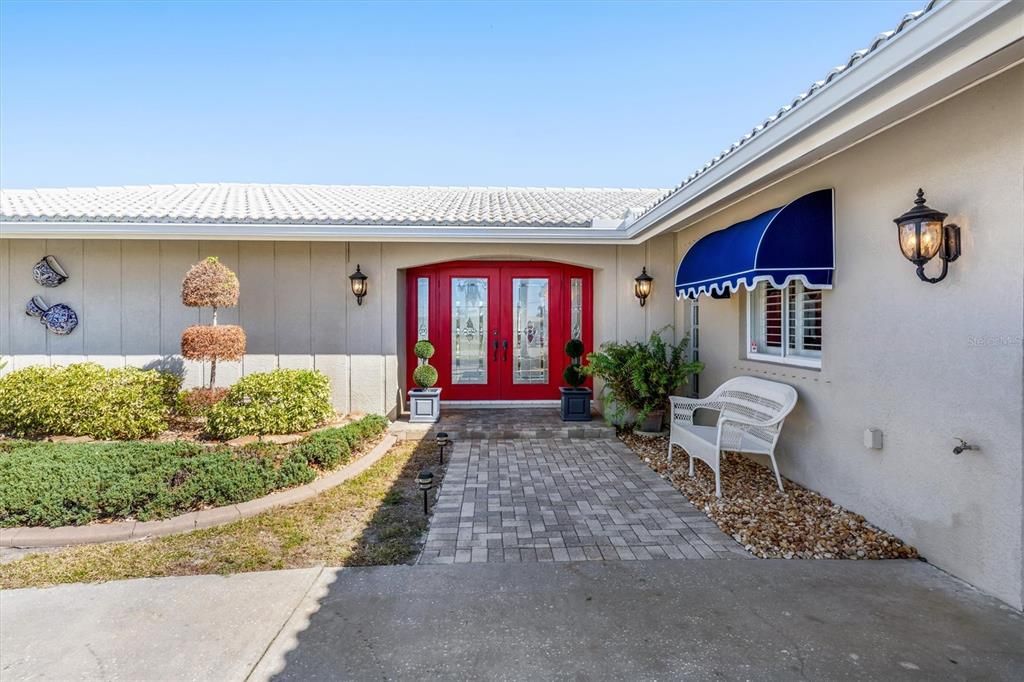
<box><xmin>560</xmin><ymin>387</ymin><xmax>592</xmax><ymax>422</ymax></box>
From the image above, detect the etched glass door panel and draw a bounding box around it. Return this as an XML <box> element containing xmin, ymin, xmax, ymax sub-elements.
<box><xmin>511</xmin><ymin>278</ymin><xmax>549</xmax><ymax>384</ymax></box>
<box><xmin>451</xmin><ymin>277</ymin><xmax>488</xmax><ymax>384</ymax></box>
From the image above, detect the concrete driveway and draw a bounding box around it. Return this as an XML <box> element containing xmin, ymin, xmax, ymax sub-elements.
<box><xmin>2</xmin><ymin>561</ymin><xmax>1021</xmax><ymax>681</ymax></box>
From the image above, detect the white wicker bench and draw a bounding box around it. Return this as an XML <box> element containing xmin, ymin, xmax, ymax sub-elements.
<box><xmin>668</xmin><ymin>377</ymin><xmax>798</xmax><ymax>497</ymax></box>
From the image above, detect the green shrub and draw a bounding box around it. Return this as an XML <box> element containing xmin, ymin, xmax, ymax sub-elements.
<box><xmin>413</xmin><ymin>340</ymin><xmax>435</xmax><ymax>360</ymax></box>
<box><xmin>587</xmin><ymin>327</ymin><xmax>703</xmax><ymax>425</ymax></box>
<box><xmin>293</xmin><ymin>415</ymin><xmax>389</xmax><ymax>469</ymax></box>
<box><xmin>412</xmin><ymin>364</ymin><xmax>438</xmax><ymax>389</ymax></box>
<box><xmin>206</xmin><ymin>369</ymin><xmax>334</xmax><ymax>440</ymax></box>
<box><xmin>0</xmin><ymin>363</ymin><xmax>181</xmax><ymax>440</ymax></box>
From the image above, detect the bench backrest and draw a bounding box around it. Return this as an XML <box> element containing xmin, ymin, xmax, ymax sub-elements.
<box><xmin>715</xmin><ymin>376</ymin><xmax>798</xmax><ymax>447</ymax></box>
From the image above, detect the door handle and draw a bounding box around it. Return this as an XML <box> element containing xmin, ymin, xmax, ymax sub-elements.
<box><xmin>493</xmin><ymin>340</ymin><xmax>500</xmax><ymax>361</ymax></box>
<box><xmin>502</xmin><ymin>339</ymin><xmax>508</xmax><ymax>362</ymax></box>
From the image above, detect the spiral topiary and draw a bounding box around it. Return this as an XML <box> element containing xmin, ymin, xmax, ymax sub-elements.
<box><xmin>412</xmin><ymin>363</ymin><xmax>438</xmax><ymax>389</ymax></box>
<box><xmin>562</xmin><ymin>337</ymin><xmax>588</xmax><ymax>389</ymax></box>
<box><xmin>564</xmin><ymin>338</ymin><xmax>585</xmax><ymax>361</ymax></box>
<box><xmin>414</xmin><ymin>339</ymin><xmax>435</xmax><ymax>360</ymax></box>
<box><xmin>563</xmin><ymin>364</ymin><xmax>587</xmax><ymax>388</ymax></box>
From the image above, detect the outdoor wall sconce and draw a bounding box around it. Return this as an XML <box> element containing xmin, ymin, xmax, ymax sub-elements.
<box><xmin>417</xmin><ymin>470</ymin><xmax>434</xmax><ymax>515</ymax></box>
<box><xmin>634</xmin><ymin>267</ymin><xmax>653</xmax><ymax>307</ymax></box>
<box><xmin>435</xmin><ymin>432</ymin><xmax>450</xmax><ymax>466</ymax></box>
<box><xmin>893</xmin><ymin>189</ymin><xmax>961</xmax><ymax>284</ymax></box>
<box><xmin>349</xmin><ymin>264</ymin><xmax>368</xmax><ymax>305</ymax></box>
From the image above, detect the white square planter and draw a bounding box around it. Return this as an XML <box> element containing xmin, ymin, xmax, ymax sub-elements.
<box><xmin>408</xmin><ymin>387</ymin><xmax>442</xmax><ymax>423</ymax></box>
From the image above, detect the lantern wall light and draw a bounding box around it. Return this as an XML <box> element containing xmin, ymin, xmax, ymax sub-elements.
<box><xmin>634</xmin><ymin>267</ymin><xmax>653</xmax><ymax>307</ymax></box>
<box><xmin>349</xmin><ymin>264</ymin><xmax>368</xmax><ymax>305</ymax></box>
<box><xmin>892</xmin><ymin>189</ymin><xmax>961</xmax><ymax>284</ymax></box>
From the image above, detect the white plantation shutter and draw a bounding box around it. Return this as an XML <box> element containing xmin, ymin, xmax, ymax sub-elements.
<box><xmin>749</xmin><ymin>281</ymin><xmax>823</xmax><ymax>366</ymax></box>
<box><xmin>787</xmin><ymin>281</ymin><xmax>822</xmax><ymax>357</ymax></box>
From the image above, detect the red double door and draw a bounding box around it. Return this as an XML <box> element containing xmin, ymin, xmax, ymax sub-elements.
<box><xmin>407</xmin><ymin>261</ymin><xmax>593</xmax><ymax>400</ymax></box>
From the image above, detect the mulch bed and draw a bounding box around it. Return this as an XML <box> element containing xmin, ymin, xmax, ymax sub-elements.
<box><xmin>620</xmin><ymin>432</ymin><xmax>917</xmax><ymax>560</ymax></box>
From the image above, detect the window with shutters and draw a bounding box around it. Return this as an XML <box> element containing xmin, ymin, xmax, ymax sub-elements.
<box><xmin>747</xmin><ymin>281</ymin><xmax>822</xmax><ymax>368</ymax></box>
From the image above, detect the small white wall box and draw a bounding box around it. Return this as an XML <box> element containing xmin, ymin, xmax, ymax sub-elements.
<box><xmin>864</xmin><ymin>428</ymin><xmax>883</xmax><ymax>450</ymax></box>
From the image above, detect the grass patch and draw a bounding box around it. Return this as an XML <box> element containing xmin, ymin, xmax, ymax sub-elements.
<box><xmin>0</xmin><ymin>436</ymin><xmax>443</xmax><ymax>589</ymax></box>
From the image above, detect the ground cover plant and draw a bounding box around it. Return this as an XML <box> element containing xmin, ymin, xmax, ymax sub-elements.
<box><xmin>620</xmin><ymin>432</ymin><xmax>917</xmax><ymax>560</ymax></box>
<box><xmin>0</xmin><ymin>415</ymin><xmax>388</xmax><ymax>528</ymax></box>
<box><xmin>0</xmin><ymin>363</ymin><xmax>180</xmax><ymax>440</ymax></box>
<box><xmin>0</xmin><ymin>435</ymin><xmax>441</xmax><ymax>589</ymax></box>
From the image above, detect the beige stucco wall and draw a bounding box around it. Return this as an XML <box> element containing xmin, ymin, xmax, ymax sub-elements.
<box><xmin>671</xmin><ymin>66</ymin><xmax>1024</xmax><ymax>608</ymax></box>
<box><xmin>0</xmin><ymin>234</ymin><xmax>678</xmax><ymax>416</ymax></box>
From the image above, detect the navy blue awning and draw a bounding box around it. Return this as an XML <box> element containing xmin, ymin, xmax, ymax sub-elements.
<box><xmin>674</xmin><ymin>188</ymin><xmax>834</xmax><ymax>299</ymax></box>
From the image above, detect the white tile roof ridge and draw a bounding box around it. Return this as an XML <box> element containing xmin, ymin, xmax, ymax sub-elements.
<box><xmin>633</xmin><ymin>0</ymin><xmax>938</xmax><ymax>222</ymax></box>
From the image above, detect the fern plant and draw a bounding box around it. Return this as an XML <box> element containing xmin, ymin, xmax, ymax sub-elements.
<box><xmin>586</xmin><ymin>327</ymin><xmax>703</xmax><ymax>425</ymax></box>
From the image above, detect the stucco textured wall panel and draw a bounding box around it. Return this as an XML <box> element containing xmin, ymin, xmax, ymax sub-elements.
<box><xmin>274</xmin><ymin>242</ymin><xmax>312</xmax><ymax>357</ymax></box>
<box><xmin>83</xmin><ymin>240</ymin><xmax>121</xmax><ymax>355</ymax></box>
<box><xmin>121</xmin><ymin>241</ymin><xmax>161</xmax><ymax>355</ymax></box>
<box><xmin>315</xmin><ymin>354</ymin><xmax>350</xmax><ymax>413</ymax></box>
<box><xmin>310</xmin><ymin>242</ymin><xmax>347</xmax><ymax>355</ymax></box>
<box><xmin>9</xmin><ymin>239</ymin><xmax>48</xmax><ymax>356</ymax></box>
<box><xmin>672</xmin><ymin>67</ymin><xmax>1023</xmax><ymax>608</ymax></box>
<box><xmin>0</xmin><ymin>239</ymin><xmax>10</xmax><ymax>364</ymax></box>
<box><xmin>43</xmin><ymin>240</ymin><xmax>83</xmax><ymax>357</ymax></box>
<box><xmin>238</xmin><ymin>242</ymin><xmax>275</xmax><ymax>356</ymax></box>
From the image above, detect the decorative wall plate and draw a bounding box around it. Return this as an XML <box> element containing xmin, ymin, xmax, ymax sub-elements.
<box><xmin>32</xmin><ymin>256</ymin><xmax>69</xmax><ymax>287</ymax></box>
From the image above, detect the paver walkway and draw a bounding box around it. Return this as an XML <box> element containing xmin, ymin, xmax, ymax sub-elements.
<box><xmin>420</xmin><ymin>436</ymin><xmax>746</xmax><ymax>564</ymax></box>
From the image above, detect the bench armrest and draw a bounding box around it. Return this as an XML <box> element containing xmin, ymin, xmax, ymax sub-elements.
<box><xmin>669</xmin><ymin>395</ymin><xmax>722</xmax><ymax>425</ymax></box>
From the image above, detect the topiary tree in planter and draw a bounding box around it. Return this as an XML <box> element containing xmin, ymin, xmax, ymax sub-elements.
<box><xmin>180</xmin><ymin>257</ymin><xmax>246</xmax><ymax>390</ymax></box>
<box><xmin>560</xmin><ymin>338</ymin><xmax>592</xmax><ymax>422</ymax></box>
<box><xmin>409</xmin><ymin>339</ymin><xmax>441</xmax><ymax>423</ymax></box>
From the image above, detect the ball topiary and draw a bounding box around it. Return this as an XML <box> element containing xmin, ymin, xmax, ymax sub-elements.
<box><xmin>413</xmin><ymin>339</ymin><xmax>436</xmax><ymax>360</ymax></box>
<box><xmin>181</xmin><ymin>256</ymin><xmax>240</xmax><ymax>309</ymax></box>
<box><xmin>563</xmin><ymin>364</ymin><xmax>587</xmax><ymax>388</ymax></box>
<box><xmin>412</xmin><ymin>364</ymin><xmax>439</xmax><ymax>389</ymax></box>
<box><xmin>564</xmin><ymin>338</ymin><xmax>585</xmax><ymax>360</ymax></box>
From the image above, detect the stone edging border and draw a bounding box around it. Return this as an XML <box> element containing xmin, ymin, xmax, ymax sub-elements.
<box><xmin>0</xmin><ymin>433</ymin><xmax>398</xmax><ymax>549</ymax></box>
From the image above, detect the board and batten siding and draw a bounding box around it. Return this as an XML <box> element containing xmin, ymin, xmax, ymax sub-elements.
<box><xmin>0</xmin><ymin>240</ymin><xmax>361</xmax><ymax>414</ymax></box>
<box><xmin>0</xmin><ymin>236</ymin><xmax>678</xmax><ymax>417</ymax></box>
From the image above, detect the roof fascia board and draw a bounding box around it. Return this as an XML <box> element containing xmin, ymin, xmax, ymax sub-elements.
<box><xmin>625</xmin><ymin>0</ymin><xmax>1021</xmax><ymax>240</ymax></box>
<box><xmin>0</xmin><ymin>222</ymin><xmax>634</xmax><ymax>244</ymax></box>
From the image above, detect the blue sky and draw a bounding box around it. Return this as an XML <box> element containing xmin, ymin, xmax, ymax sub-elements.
<box><xmin>0</xmin><ymin>0</ymin><xmax>923</xmax><ymax>189</ymax></box>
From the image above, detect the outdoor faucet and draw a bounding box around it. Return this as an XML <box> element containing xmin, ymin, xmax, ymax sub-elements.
<box><xmin>952</xmin><ymin>438</ymin><xmax>979</xmax><ymax>456</ymax></box>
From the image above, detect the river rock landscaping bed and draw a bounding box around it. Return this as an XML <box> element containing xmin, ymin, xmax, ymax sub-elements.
<box><xmin>620</xmin><ymin>432</ymin><xmax>917</xmax><ymax>560</ymax></box>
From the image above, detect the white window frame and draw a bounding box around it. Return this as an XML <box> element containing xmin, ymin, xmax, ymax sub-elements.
<box><xmin>745</xmin><ymin>281</ymin><xmax>822</xmax><ymax>369</ymax></box>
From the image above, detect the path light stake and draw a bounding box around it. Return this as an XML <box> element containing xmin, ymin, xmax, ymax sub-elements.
<box><xmin>435</xmin><ymin>432</ymin><xmax>450</xmax><ymax>465</ymax></box>
<box><xmin>417</xmin><ymin>470</ymin><xmax>434</xmax><ymax>515</ymax></box>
